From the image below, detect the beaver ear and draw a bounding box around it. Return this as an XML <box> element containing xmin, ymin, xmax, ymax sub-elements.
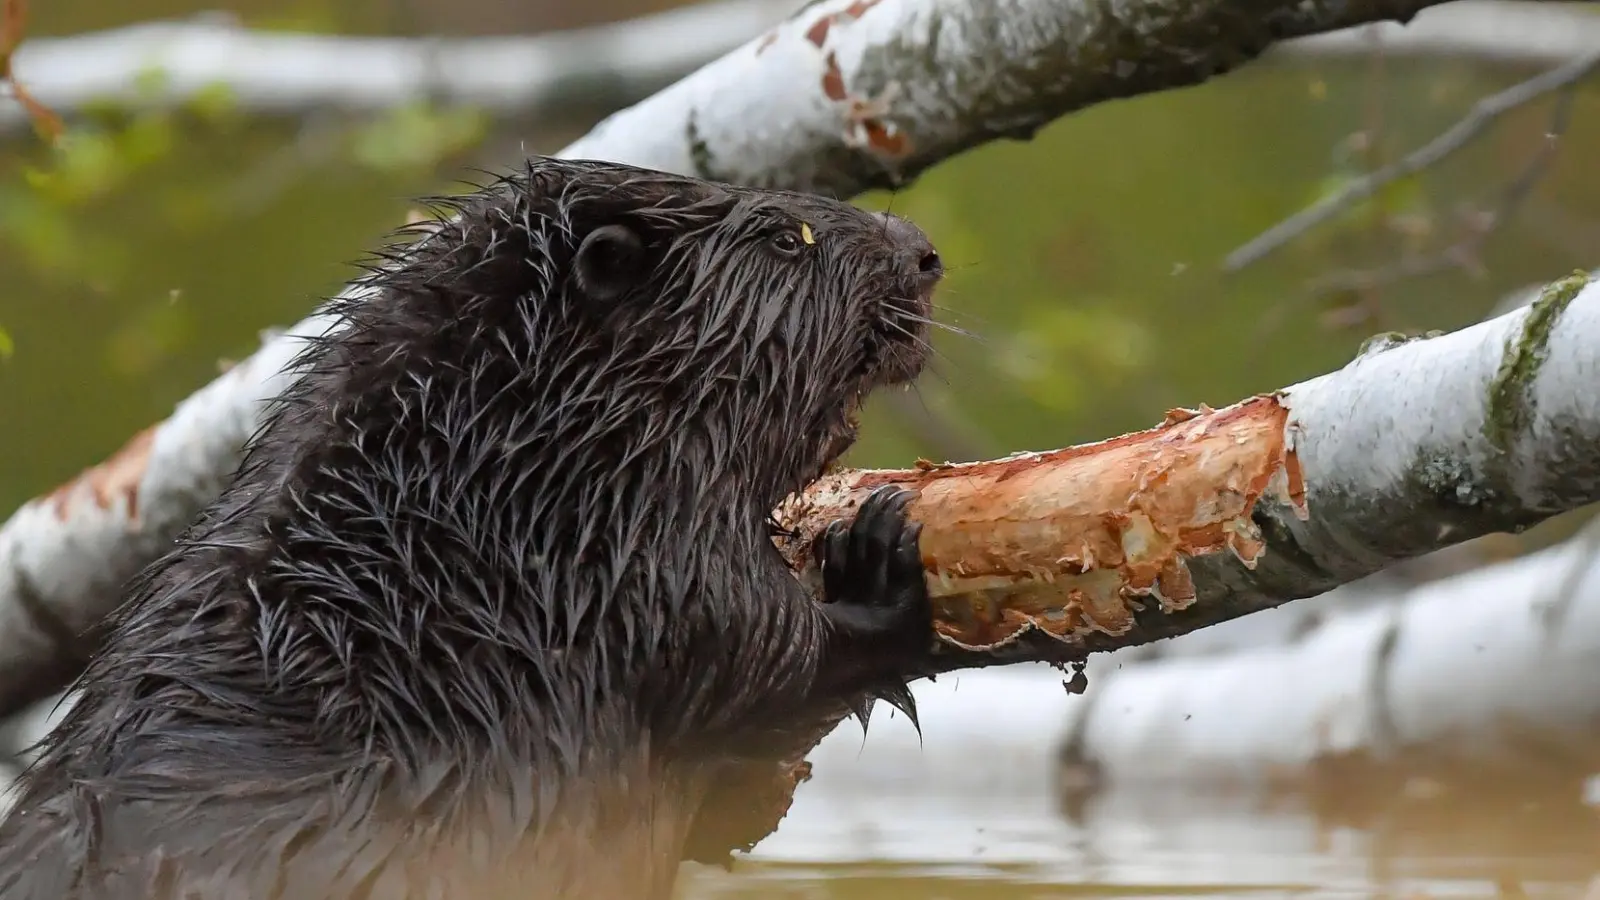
<box><xmin>573</xmin><ymin>223</ymin><xmax>647</xmax><ymax>306</ymax></box>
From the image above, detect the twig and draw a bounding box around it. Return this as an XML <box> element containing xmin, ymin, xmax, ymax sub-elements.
<box><xmin>1301</xmin><ymin>73</ymin><xmax>1585</xmax><ymax>302</ymax></box>
<box><xmin>1224</xmin><ymin>49</ymin><xmax>1600</xmax><ymax>273</ymax></box>
<box><xmin>0</xmin><ymin>0</ymin><xmax>61</xmax><ymax>142</ymax></box>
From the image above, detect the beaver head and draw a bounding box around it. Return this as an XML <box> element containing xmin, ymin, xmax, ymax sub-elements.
<box><xmin>361</xmin><ymin>156</ymin><xmax>944</xmax><ymax>510</ymax></box>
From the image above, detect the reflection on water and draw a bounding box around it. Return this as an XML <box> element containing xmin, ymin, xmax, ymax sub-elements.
<box><xmin>677</xmin><ymin>670</ymin><xmax>1600</xmax><ymax>900</ymax></box>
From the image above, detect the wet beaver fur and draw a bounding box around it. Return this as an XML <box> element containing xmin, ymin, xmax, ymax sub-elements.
<box><xmin>0</xmin><ymin>156</ymin><xmax>945</xmax><ymax>899</ymax></box>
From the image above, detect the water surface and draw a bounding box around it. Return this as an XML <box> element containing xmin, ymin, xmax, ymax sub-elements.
<box><xmin>677</xmin><ymin>671</ymin><xmax>1600</xmax><ymax>900</ymax></box>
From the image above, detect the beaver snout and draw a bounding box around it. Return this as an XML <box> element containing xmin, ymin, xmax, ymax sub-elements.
<box><xmin>872</xmin><ymin>211</ymin><xmax>942</xmax><ymax>326</ymax></box>
<box><xmin>874</xmin><ymin>212</ymin><xmax>943</xmax><ymax>287</ymax></box>
<box><xmin>859</xmin><ymin>212</ymin><xmax>943</xmax><ymax>387</ymax></box>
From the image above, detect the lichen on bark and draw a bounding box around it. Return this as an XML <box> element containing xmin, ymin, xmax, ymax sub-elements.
<box><xmin>1485</xmin><ymin>270</ymin><xmax>1591</xmax><ymax>453</ymax></box>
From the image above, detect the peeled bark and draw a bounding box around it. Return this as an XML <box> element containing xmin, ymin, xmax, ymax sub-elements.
<box><xmin>775</xmin><ymin>394</ymin><xmax>1306</xmax><ymax>666</ymax></box>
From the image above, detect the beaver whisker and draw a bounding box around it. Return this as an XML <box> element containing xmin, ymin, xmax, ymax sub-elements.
<box><xmin>878</xmin><ymin>324</ymin><xmax>952</xmax><ymax>379</ymax></box>
<box><xmin>887</xmin><ymin>307</ymin><xmax>974</xmax><ymax>341</ymax></box>
<box><xmin>870</xmin><ymin>312</ymin><xmax>939</xmax><ymax>356</ymax></box>
<box><xmin>875</xmin><ymin>317</ymin><xmax>932</xmax><ymax>351</ymax></box>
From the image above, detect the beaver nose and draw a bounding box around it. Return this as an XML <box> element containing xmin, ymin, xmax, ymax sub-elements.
<box><xmin>875</xmin><ymin>212</ymin><xmax>943</xmax><ymax>283</ymax></box>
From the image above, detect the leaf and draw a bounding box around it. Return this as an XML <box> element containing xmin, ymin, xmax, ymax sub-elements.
<box><xmin>349</xmin><ymin>103</ymin><xmax>490</xmax><ymax>173</ymax></box>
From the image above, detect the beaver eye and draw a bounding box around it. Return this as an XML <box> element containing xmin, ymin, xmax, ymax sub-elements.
<box><xmin>769</xmin><ymin>230</ymin><xmax>804</xmax><ymax>257</ymax></box>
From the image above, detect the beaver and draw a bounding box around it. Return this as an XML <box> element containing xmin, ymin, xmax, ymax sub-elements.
<box><xmin>0</xmin><ymin>156</ymin><xmax>944</xmax><ymax>899</ymax></box>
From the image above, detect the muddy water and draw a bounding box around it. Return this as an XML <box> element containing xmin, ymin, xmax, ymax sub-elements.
<box><xmin>676</xmin><ymin>670</ymin><xmax>1600</xmax><ymax>900</ymax></box>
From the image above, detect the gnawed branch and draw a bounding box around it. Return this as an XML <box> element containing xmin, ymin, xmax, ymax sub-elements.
<box><xmin>771</xmin><ymin>272</ymin><xmax>1600</xmax><ymax>675</ymax></box>
<box><xmin>776</xmin><ymin>396</ymin><xmax>1305</xmax><ymax>663</ymax></box>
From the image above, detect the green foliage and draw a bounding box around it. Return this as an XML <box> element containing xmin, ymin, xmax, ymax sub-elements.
<box><xmin>105</xmin><ymin>289</ymin><xmax>195</xmax><ymax>377</ymax></box>
<box><xmin>23</xmin><ymin>120</ymin><xmax>172</xmax><ymax>204</ymax></box>
<box><xmin>348</xmin><ymin>102</ymin><xmax>491</xmax><ymax>174</ymax></box>
<box><xmin>0</xmin><ymin>77</ymin><xmax>485</xmax><ymax>286</ymax></box>
<box><xmin>996</xmin><ymin>304</ymin><xmax>1151</xmax><ymax>413</ymax></box>
<box><xmin>0</xmin><ymin>70</ymin><xmax>246</xmax><ymax>286</ymax></box>
<box><xmin>0</xmin><ymin>72</ymin><xmax>489</xmax><ymax>407</ymax></box>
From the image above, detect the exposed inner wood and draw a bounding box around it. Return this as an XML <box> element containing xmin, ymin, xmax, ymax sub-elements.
<box><xmin>772</xmin><ymin>394</ymin><xmax>1307</xmax><ymax>653</ymax></box>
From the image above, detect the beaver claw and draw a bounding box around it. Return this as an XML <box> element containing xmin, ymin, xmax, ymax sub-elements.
<box><xmin>813</xmin><ymin>484</ymin><xmax>932</xmax><ymax>657</ymax></box>
<box><xmin>812</xmin><ymin>484</ymin><xmax>931</xmax><ymax>732</ymax></box>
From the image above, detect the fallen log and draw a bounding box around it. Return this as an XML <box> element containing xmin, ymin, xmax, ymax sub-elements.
<box><xmin>1049</xmin><ymin>531</ymin><xmax>1600</xmax><ymax>801</ymax></box>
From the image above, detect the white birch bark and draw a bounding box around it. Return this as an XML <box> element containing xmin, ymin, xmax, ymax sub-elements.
<box><xmin>1280</xmin><ymin>0</ymin><xmax>1600</xmax><ymax>66</ymax></box>
<box><xmin>1117</xmin><ymin>267</ymin><xmax>1600</xmax><ymax>667</ymax></box>
<box><xmin>1</xmin><ymin>0</ymin><xmax>798</xmax><ymax>133</ymax></box>
<box><xmin>1050</xmin><ymin>530</ymin><xmax>1600</xmax><ymax>794</ymax></box>
<box><xmin>7</xmin><ymin>0</ymin><xmax>1594</xmax><ymax>138</ymax></box>
<box><xmin>0</xmin><ymin>0</ymin><xmax>1583</xmax><ymax>720</ymax></box>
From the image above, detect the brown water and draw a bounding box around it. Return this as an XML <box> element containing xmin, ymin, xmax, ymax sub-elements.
<box><xmin>681</xmin><ymin>796</ymin><xmax>1600</xmax><ymax>899</ymax></box>
<box><xmin>672</xmin><ymin>672</ymin><xmax>1600</xmax><ymax>899</ymax></box>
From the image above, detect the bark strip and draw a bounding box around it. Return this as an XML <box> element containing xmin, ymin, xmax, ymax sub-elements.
<box><xmin>774</xmin><ymin>396</ymin><xmax>1305</xmax><ymax>658</ymax></box>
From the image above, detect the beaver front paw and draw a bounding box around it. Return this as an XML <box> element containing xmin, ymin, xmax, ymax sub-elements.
<box><xmin>813</xmin><ymin>484</ymin><xmax>932</xmax><ymax>656</ymax></box>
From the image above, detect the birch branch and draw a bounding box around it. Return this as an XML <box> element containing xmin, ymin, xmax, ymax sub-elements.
<box><xmin>1051</xmin><ymin>529</ymin><xmax>1600</xmax><ymax>797</ymax></box>
<box><xmin>0</xmin><ymin>0</ymin><xmax>799</xmax><ymax>133</ymax></box>
<box><xmin>1276</xmin><ymin>0</ymin><xmax>1600</xmax><ymax>66</ymax></box>
<box><xmin>6</xmin><ymin>1</ymin><xmax>1597</xmax><ymax>139</ymax></box>
<box><xmin>0</xmin><ymin>0</ymin><xmax>1585</xmax><ymax>721</ymax></box>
